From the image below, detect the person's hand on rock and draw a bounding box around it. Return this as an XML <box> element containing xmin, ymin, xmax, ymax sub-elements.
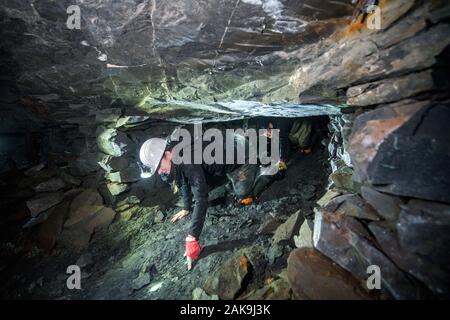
<box><xmin>170</xmin><ymin>209</ymin><xmax>189</xmax><ymax>223</ymax></box>
<box><xmin>278</xmin><ymin>160</ymin><xmax>287</xmax><ymax>171</ymax></box>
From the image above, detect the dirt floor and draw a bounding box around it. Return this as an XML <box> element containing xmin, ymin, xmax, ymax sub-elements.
<box><xmin>0</xmin><ymin>145</ymin><xmax>330</xmax><ymax>300</ymax></box>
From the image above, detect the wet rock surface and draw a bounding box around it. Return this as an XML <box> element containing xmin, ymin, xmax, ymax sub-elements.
<box><xmin>346</xmin><ymin>70</ymin><xmax>434</xmax><ymax>106</ymax></box>
<box><xmin>272</xmin><ymin>210</ymin><xmax>304</xmax><ymax>245</ymax></box>
<box><xmin>26</xmin><ymin>192</ymin><xmax>65</xmax><ymax>218</ymax></box>
<box><xmin>203</xmin><ymin>251</ymin><xmax>251</xmax><ymax>300</ymax></box>
<box><xmin>0</xmin><ymin>0</ymin><xmax>352</xmax><ymax>106</ymax></box>
<box><xmin>368</xmin><ymin>220</ymin><xmax>449</xmax><ymax>297</ymax></box>
<box><xmin>313</xmin><ymin>194</ymin><xmax>424</xmax><ymax>300</ymax></box>
<box><xmin>287</xmin><ymin>248</ymin><xmax>372</xmax><ymax>300</ymax></box>
<box><xmin>349</xmin><ymin>102</ymin><xmax>450</xmax><ymax>204</ymax></box>
<box><xmin>360</xmin><ymin>186</ymin><xmax>402</xmax><ymax>221</ymax></box>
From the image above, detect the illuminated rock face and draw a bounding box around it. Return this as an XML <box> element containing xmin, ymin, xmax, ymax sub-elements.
<box><xmin>349</xmin><ymin>102</ymin><xmax>450</xmax><ymax>204</ymax></box>
<box><xmin>0</xmin><ymin>0</ymin><xmax>352</xmax><ymax>105</ymax></box>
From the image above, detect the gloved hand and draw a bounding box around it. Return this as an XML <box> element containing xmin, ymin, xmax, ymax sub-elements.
<box><xmin>170</xmin><ymin>209</ymin><xmax>189</xmax><ymax>223</ymax></box>
<box><xmin>300</xmin><ymin>148</ymin><xmax>312</xmax><ymax>155</ymax></box>
<box><xmin>240</xmin><ymin>197</ymin><xmax>254</xmax><ymax>205</ymax></box>
<box><xmin>185</xmin><ymin>235</ymin><xmax>201</xmax><ymax>270</ymax></box>
<box><xmin>278</xmin><ymin>160</ymin><xmax>287</xmax><ymax>171</ymax></box>
<box><xmin>274</xmin><ymin>160</ymin><xmax>287</xmax><ymax>180</ymax></box>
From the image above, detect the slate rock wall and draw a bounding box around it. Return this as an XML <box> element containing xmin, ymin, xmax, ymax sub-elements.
<box><xmin>309</xmin><ymin>0</ymin><xmax>450</xmax><ymax>299</ymax></box>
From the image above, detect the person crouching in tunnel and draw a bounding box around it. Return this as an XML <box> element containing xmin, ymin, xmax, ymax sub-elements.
<box><xmin>138</xmin><ymin>137</ymin><xmax>237</xmax><ymax>271</ymax></box>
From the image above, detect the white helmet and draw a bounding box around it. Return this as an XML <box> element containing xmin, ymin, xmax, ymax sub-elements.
<box><xmin>139</xmin><ymin>138</ymin><xmax>167</xmax><ymax>175</ymax></box>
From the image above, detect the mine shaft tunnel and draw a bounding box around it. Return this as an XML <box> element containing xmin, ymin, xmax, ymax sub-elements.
<box><xmin>0</xmin><ymin>102</ymin><xmax>337</xmax><ymax>212</ymax></box>
<box><xmin>126</xmin><ymin>111</ymin><xmax>334</xmax><ymax>206</ymax></box>
<box><xmin>1</xmin><ymin>96</ymin><xmax>342</xmax><ymax>294</ymax></box>
<box><xmin>0</xmin><ymin>99</ymin><xmax>341</xmax><ymax>299</ymax></box>
<box><xmin>0</xmin><ymin>97</ymin><xmax>338</xmax><ymax>203</ymax></box>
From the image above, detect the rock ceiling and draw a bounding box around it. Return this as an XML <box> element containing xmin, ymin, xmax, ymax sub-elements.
<box><xmin>0</xmin><ymin>0</ymin><xmax>353</xmax><ymax>115</ymax></box>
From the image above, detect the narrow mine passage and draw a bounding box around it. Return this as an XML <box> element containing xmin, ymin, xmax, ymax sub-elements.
<box><xmin>0</xmin><ymin>115</ymin><xmax>331</xmax><ymax>300</ymax></box>
<box><xmin>1</xmin><ymin>0</ymin><xmax>449</xmax><ymax>304</ymax></box>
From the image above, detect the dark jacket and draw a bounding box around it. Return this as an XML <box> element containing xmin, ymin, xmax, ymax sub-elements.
<box><xmin>174</xmin><ymin>162</ymin><xmax>231</xmax><ymax>239</ymax></box>
<box><xmin>277</xmin><ymin>118</ymin><xmax>292</xmax><ymax>161</ymax></box>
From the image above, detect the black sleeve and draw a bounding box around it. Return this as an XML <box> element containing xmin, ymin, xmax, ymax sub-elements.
<box><xmin>183</xmin><ymin>164</ymin><xmax>209</xmax><ymax>239</ymax></box>
<box><xmin>277</xmin><ymin>118</ymin><xmax>291</xmax><ymax>161</ymax></box>
<box><xmin>179</xmin><ymin>172</ymin><xmax>192</xmax><ymax>211</ymax></box>
<box><xmin>279</xmin><ymin>130</ymin><xmax>289</xmax><ymax>161</ymax></box>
